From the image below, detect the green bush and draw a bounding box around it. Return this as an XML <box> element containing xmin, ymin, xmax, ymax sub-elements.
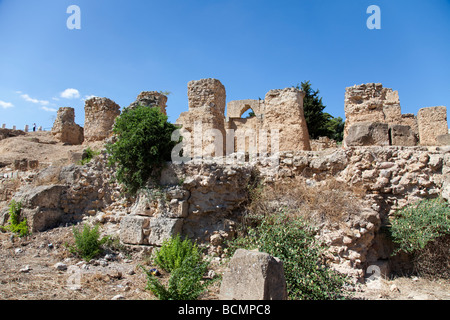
<box><xmin>153</xmin><ymin>234</ymin><xmax>202</xmax><ymax>272</ymax></box>
<box><xmin>2</xmin><ymin>200</ymin><xmax>29</xmax><ymax>237</ymax></box>
<box><xmin>389</xmin><ymin>197</ymin><xmax>450</xmax><ymax>278</ymax></box>
<box><xmin>390</xmin><ymin>197</ymin><xmax>450</xmax><ymax>254</ymax></box>
<box><xmin>228</xmin><ymin>212</ymin><xmax>349</xmax><ymax>300</ymax></box>
<box><xmin>142</xmin><ymin>235</ymin><xmax>212</xmax><ymax>300</ymax></box>
<box><xmin>68</xmin><ymin>224</ymin><xmax>109</xmax><ymax>261</ymax></box>
<box><xmin>106</xmin><ymin>105</ymin><xmax>180</xmax><ymax>195</ymax></box>
<box><xmin>142</xmin><ymin>256</ymin><xmax>210</xmax><ymax>300</ymax></box>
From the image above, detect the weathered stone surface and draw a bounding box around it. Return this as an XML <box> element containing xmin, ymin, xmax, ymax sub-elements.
<box><xmin>176</xmin><ymin>78</ymin><xmax>227</xmax><ymax>158</ymax></box>
<box><xmin>417</xmin><ymin>106</ymin><xmax>448</xmax><ymax>146</ymax></box>
<box><xmin>51</xmin><ymin>107</ymin><xmax>84</xmax><ymax>145</ymax></box>
<box><xmin>344</xmin><ymin>83</ymin><xmax>401</xmax><ymax>141</ymax></box>
<box><xmin>84</xmin><ymin>97</ymin><xmax>121</xmax><ymax>142</ymax></box>
<box><xmin>119</xmin><ymin>216</ymin><xmax>149</xmax><ymax>245</ymax></box>
<box><xmin>12</xmin><ymin>185</ymin><xmax>67</xmax><ymax>232</ymax></box>
<box><xmin>437</xmin><ymin>134</ymin><xmax>450</xmax><ymax>146</ymax></box>
<box><xmin>147</xmin><ymin>217</ymin><xmax>183</xmax><ymax>246</ymax></box>
<box><xmin>345</xmin><ymin>122</ymin><xmax>390</xmax><ymax>146</ymax></box>
<box><xmin>220</xmin><ymin>249</ymin><xmax>288</xmax><ymax>300</ymax></box>
<box><xmin>263</xmin><ymin>87</ymin><xmax>311</xmax><ymax>152</ymax></box>
<box><xmin>127</xmin><ymin>91</ymin><xmax>167</xmax><ymax>115</ymax></box>
<box><xmin>389</xmin><ymin>124</ymin><xmax>418</xmax><ymax>146</ymax></box>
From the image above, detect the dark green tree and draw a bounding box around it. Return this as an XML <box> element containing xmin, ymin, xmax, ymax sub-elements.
<box><xmin>106</xmin><ymin>105</ymin><xmax>179</xmax><ymax>195</ymax></box>
<box><xmin>294</xmin><ymin>81</ymin><xmax>344</xmax><ymax>141</ymax></box>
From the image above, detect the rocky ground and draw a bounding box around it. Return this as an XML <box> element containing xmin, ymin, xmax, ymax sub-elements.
<box><xmin>1</xmin><ymin>223</ymin><xmax>449</xmax><ymax>301</ymax></box>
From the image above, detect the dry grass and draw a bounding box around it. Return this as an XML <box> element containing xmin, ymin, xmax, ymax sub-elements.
<box><xmin>247</xmin><ymin>176</ymin><xmax>365</xmax><ymax>226</ymax></box>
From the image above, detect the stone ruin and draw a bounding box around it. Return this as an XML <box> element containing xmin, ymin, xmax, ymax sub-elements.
<box><xmin>344</xmin><ymin>83</ymin><xmax>449</xmax><ymax>147</ymax></box>
<box><xmin>84</xmin><ymin>97</ymin><xmax>121</xmax><ymax>142</ymax></box>
<box><xmin>4</xmin><ymin>78</ymin><xmax>449</xmax><ymax>290</ymax></box>
<box><xmin>51</xmin><ymin>107</ymin><xmax>84</xmax><ymax>145</ymax></box>
<box><xmin>175</xmin><ymin>78</ymin><xmax>311</xmax><ymax>158</ymax></box>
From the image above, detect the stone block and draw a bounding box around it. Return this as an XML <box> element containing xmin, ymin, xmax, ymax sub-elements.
<box><xmin>147</xmin><ymin>217</ymin><xmax>183</xmax><ymax>246</ymax></box>
<box><xmin>345</xmin><ymin>122</ymin><xmax>390</xmax><ymax>146</ymax></box>
<box><xmin>417</xmin><ymin>106</ymin><xmax>448</xmax><ymax>146</ymax></box>
<box><xmin>389</xmin><ymin>124</ymin><xmax>418</xmax><ymax>146</ymax></box>
<box><xmin>219</xmin><ymin>249</ymin><xmax>288</xmax><ymax>300</ymax></box>
<box><xmin>119</xmin><ymin>215</ymin><xmax>149</xmax><ymax>245</ymax></box>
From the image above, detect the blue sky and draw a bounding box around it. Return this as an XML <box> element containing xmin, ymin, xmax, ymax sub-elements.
<box><xmin>1</xmin><ymin>0</ymin><xmax>449</xmax><ymax>130</ymax></box>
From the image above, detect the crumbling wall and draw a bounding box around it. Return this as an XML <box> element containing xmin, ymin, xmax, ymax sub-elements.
<box><xmin>127</xmin><ymin>91</ymin><xmax>167</xmax><ymax>115</ymax></box>
<box><xmin>344</xmin><ymin>83</ymin><xmax>449</xmax><ymax>147</ymax></box>
<box><xmin>51</xmin><ymin>107</ymin><xmax>84</xmax><ymax>145</ymax></box>
<box><xmin>176</xmin><ymin>78</ymin><xmax>227</xmax><ymax>158</ymax></box>
<box><xmin>84</xmin><ymin>97</ymin><xmax>121</xmax><ymax>142</ymax></box>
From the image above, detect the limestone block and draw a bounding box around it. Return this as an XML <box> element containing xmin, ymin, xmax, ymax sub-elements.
<box><xmin>119</xmin><ymin>215</ymin><xmax>149</xmax><ymax>245</ymax></box>
<box><xmin>147</xmin><ymin>217</ymin><xmax>183</xmax><ymax>246</ymax></box>
<box><xmin>345</xmin><ymin>122</ymin><xmax>390</xmax><ymax>146</ymax></box>
<box><xmin>220</xmin><ymin>249</ymin><xmax>288</xmax><ymax>300</ymax></box>
<box><xmin>417</xmin><ymin>106</ymin><xmax>448</xmax><ymax>146</ymax></box>
<box><xmin>389</xmin><ymin>124</ymin><xmax>418</xmax><ymax>146</ymax></box>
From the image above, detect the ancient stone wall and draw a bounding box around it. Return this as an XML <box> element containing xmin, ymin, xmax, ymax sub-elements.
<box><xmin>84</xmin><ymin>97</ymin><xmax>121</xmax><ymax>142</ymax></box>
<box><xmin>344</xmin><ymin>83</ymin><xmax>449</xmax><ymax>147</ymax></box>
<box><xmin>51</xmin><ymin>107</ymin><xmax>84</xmax><ymax>145</ymax></box>
<box><xmin>176</xmin><ymin>79</ymin><xmax>227</xmax><ymax>158</ymax></box>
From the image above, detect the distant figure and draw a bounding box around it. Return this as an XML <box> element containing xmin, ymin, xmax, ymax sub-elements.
<box><xmin>33</xmin><ymin>123</ymin><xmax>36</xmax><ymax>132</ymax></box>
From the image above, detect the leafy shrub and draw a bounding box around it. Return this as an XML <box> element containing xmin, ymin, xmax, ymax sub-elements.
<box><xmin>68</xmin><ymin>224</ymin><xmax>109</xmax><ymax>261</ymax></box>
<box><xmin>227</xmin><ymin>212</ymin><xmax>349</xmax><ymax>300</ymax></box>
<box><xmin>390</xmin><ymin>197</ymin><xmax>450</xmax><ymax>254</ymax></box>
<box><xmin>2</xmin><ymin>200</ymin><xmax>29</xmax><ymax>237</ymax></box>
<box><xmin>106</xmin><ymin>105</ymin><xmax>180</xmax><ymax>195</ymax></box>
<box><xmin>389</xmin><ymin>197</ymin><xmax>450</xmax><ymax>278</ymax></box>
<box><xmin>142</xmin><ymin>234</ymin><xmax>213</xmax><ymax>300</ymax></box>
<box><xmin>142</xmin><ymin>256</ymin><xmax>210</xmax><ymax>300</ymax></box>
<box><xmin>153</xmin><ymin>234</ymin><xmax>202</xmax><ymax>272</ymax></box>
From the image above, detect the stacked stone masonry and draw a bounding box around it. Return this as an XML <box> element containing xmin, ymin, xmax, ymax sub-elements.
<box><xmin>344</xmin><ymin>83</ymin><xmax>448</xmax><ymax>147</ymax></box>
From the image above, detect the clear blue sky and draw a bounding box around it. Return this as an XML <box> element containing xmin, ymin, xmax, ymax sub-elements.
<box><xmin>1</xmin><ymin>0</ymin><xmax>449</xmax><ymax>130</ymax></box>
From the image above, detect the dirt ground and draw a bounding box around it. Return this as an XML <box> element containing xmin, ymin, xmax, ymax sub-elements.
<box><xmin>1</xmin><ymin>225</ymin><xmax>449</xmax><ymax>301</ymax></box>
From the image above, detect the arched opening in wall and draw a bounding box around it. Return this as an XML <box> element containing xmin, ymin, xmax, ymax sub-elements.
<box><xmin>240</xmin><ymin>105</ymin><xmax>256</xmax><ymax>119</ymax></box>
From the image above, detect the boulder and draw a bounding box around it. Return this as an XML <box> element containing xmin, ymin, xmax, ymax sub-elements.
<box><xmin>219</xmin><ymin>249</ymin><xmax>288</xmax><ymax>300</ymax></box>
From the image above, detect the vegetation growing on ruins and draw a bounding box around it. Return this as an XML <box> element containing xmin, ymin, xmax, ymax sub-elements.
<box><xmin>106</xmin><ymin>105</ymin><xmax>180</xmax><ymax>195</ymax></box>
<box><xmin>228</xmin><ymin>211</ymin><xmax>349</xmax><ymax>300</ymax></box>
<box><xmin>295</xmin><ymin>81</ymin><xmax>345</xmax><ymax>141</ymax></box>
<box><xmin>141</xmin><ymin>234</ymin><xmax>213</xmax><ymax>300</ymax></box>
<box><xmin>389</xmin><ymin>197</ymin><xmax>450</xmax><ymax>278</ymax></box>
<box><xmin>67</xmin><ymin>223</ymin><xmax>110</xmax><ymax>261</ymax></box>
<box><xmin>1</xmin><ymin>199</ymin><xmax>29</xmax><ymax>238</ymax></box>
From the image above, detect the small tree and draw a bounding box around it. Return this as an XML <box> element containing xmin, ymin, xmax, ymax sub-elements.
<box><xmin>106</xmin><ymin>106</ymin><xmax>180</xmax><ymax>195</ymax></box>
